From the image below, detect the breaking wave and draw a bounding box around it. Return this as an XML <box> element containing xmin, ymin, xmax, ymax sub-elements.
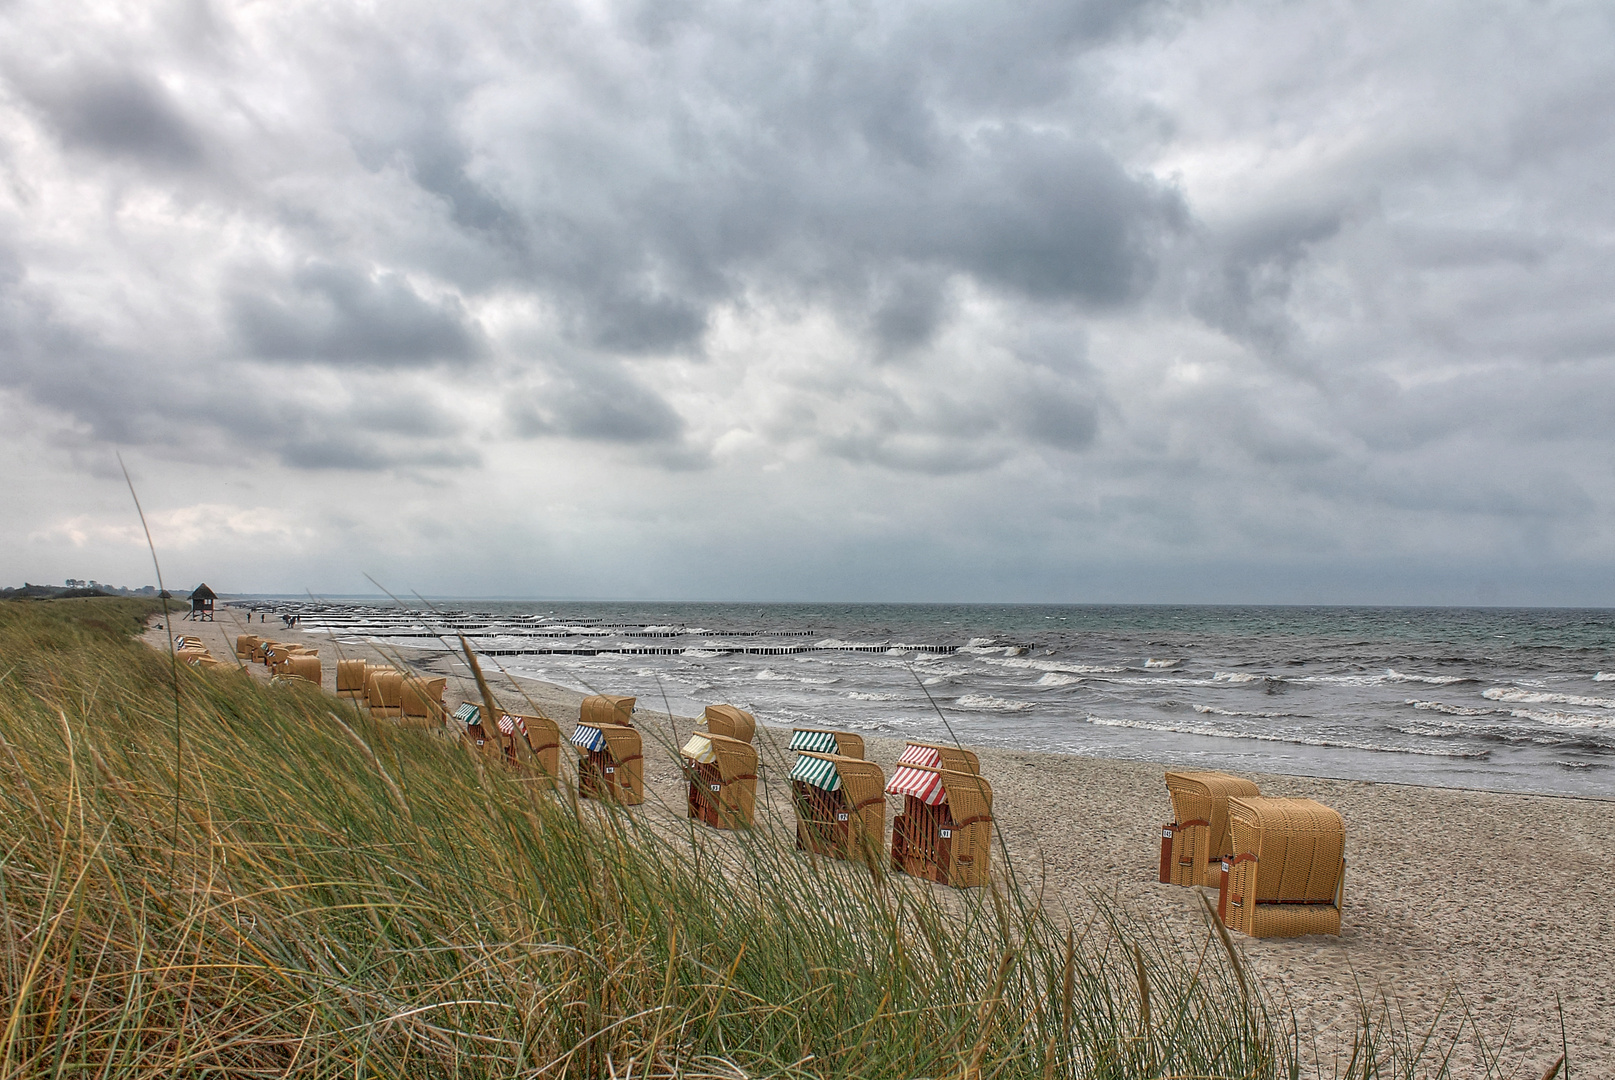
<box><xmin>1082</xmin><ymin>715</ymin><xmax>1490</xmax><ymax>758</ymax></box>
<box><xmin>955</xmin><ymin>694</ymin><xmax>1035</xmax><ymax>712</ymax></box>
<box><xmin>1482</xmin><ymin>688</ymin><xmax>1615</xmax><ymax>709</ymax></box>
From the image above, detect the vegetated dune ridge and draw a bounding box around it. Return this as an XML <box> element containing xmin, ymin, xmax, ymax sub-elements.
<box><xmin>200</xmin><ymin>610</ymin><xmax>1609</xmax><ymax>1077</ymax></box>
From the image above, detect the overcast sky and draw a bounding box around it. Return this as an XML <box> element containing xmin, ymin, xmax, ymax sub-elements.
<box><xmin>2</xmin><ymin>0</ymin><xmax>1613</xmax><ymax>605</ymax></box>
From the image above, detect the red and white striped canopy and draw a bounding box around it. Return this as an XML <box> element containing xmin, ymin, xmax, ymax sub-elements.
<box><xmin>497</xmin><ymin>713</ymin><xmax>527</xmax><ymax>737</ymax></box>
<box><xmin>898</xmin><ymin>743</ymin><xmax>942</xmax><ymax>769</ymax></box>
<box><xmin>886</xmin><ymin>765</ymin><xmax>946</xmax><ymax>805</ymax></box>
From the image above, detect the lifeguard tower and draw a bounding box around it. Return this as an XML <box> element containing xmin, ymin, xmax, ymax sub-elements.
<box><xmin>186</xmin><ymin>584</ymin><xmax>216</xmax><ymax>621</ymax></box>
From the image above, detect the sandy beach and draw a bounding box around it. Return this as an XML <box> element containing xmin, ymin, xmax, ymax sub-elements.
<box><xmin>157</xmin><ymin>613</ymin><xmax>1611</xmax><ymax>1077</ymax></box>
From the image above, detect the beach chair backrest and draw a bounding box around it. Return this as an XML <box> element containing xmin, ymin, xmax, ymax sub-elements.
<box><xmin>1227</xmin><ymin>797</ymin><xmax>1344</xmax><ymax>905</ymax></box>
<box><xmin>366</xmin><ymin>670</ymin><xmax>404</xmax><ymax>709</ymax></box>
<box><xmin>703</xmin><ymin>704</ymin><xmax>756</xmax><ymax>743</ymax></box>
<box><xmin>707</xmin><ymin>733</ymin><xmax>759</xmax><ymax>783</ymax></box>
<box><xmin>286</xmin><ymin>656</ymin><xmax>322</xmax><ymax>683</ymax></box>
<box><xmin>581</xmin><ymin>694</ymin><xmax>636</xmax><ymax>727</ymax></box>
<box><xmin>336</xmin><ymin>659</ymin><xmax>368</xmax><ymax>693</ymax></box>
<box><xmin>1166</xmin><ymin>771</ymin><xmax>1260</xmax><ymax>859</ymax></box>
<box><xmin>400</xmin><ymin>676</ymin><xmax>447</xmax><ymax>719</ymax></box>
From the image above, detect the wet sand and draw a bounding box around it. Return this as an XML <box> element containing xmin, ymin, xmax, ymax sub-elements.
<box><xmin>153</xmin><ymin>612</ymin><xmax>1611</xmax><ymax>1076</ymax></box>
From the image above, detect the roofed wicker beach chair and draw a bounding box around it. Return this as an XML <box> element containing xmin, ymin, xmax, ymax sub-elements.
<box><xmin>683</xmin><ymin>731</ymin><xmax>759</xmax><ymax>829</ymax></box>
<box><xmin>889</xmin><ymin>763</ymin><xmax>994</xmax><ymax>888</ymax></box>
<box><xmin>788</xmin><ymin>727</ymin><xmax>864</xmax><ymax>759</ymax></box>
<box><xmin>235</xmin><ymin>634</ymin><xmax>260</xmax><ymax>659</ymax></box>
<box><xmin>1161</xmin><ymin>770</ymin><xmax>1261</xmax><ymax>888</ymax></box>
<box><xmin>701</xmin><ymin>703</ymin><xmax>756</xmax><ymax>743</ymax></box>
<box><xmin>365</xmin><ymin>670</ymin><xmax>404</xmax><ymax>719</ymax></box>
<box><xmin>496</xmin><ymin>710</ymin><xmax>563</xmax><ymax>782</ymax></box>
<box><xmin>284</xmin><ymin>656</ymin><xmax>321</xmax><ymax>684</ymax></box>
<box><xmin>1217</xmin><ymin>796</ymin><xmax>1346</xmax><ymax>938</ymax></box>
<box><xmin>574</xmin><ymin>695</ymin><xmax>643</xmax><ymax>805</ymax></box>
<box><xmin>335</xmin><ymin>659</ymin><xmax>368</xmax><ymax>701</ymax></box>
<box><xmin>790</xmin><ymin>751</ymin><xmax>886</xmax><ymax>865</ymax></box>
<box><xmin>399</xmin><ymin>676</ymin><xmax>447</xmax><ymax>727</ymax></box>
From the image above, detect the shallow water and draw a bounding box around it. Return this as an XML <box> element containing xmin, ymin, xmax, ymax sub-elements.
<box><xmin>271</xmin><ymin>601</ymin><xmax>1615</xmax><ymax>797</ymax></box>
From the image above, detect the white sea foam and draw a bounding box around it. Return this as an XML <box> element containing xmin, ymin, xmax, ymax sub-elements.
<box><xmin>979</xmin><ymin>657</ymin><xmax>1126</xmax><ymax>675</ymax></box>
<box><xmin>1406</xmin><ymin>699</ymin><xmax>1494</xmax><ymax>717</ymax></box>
<box><xmin>1595</xmin><ymin>672</ymin><xmax>1615</xmax><ymax>682</ymax></box>
<box><xmin>1213</xmin><ymin>671</ymin><xmax>1265</xmax><ymax>683</ymax></box>
<box><xmin>1506</xmin><ymin>708</ymin><xmax>1615</xmax><ymax>730</ymax></box>
<box><xmin>846</xmin><ymin>691</ymin><xmax>902</xmax><ymax>701</ymax></box>
<box><xmin>1482</xmin><ymin>687</ymin><xmax>1615</xmax><ymax>709</ymax></box>
<box><xmin>1036</xmin><ymin>672</ymin><xmax>1083</xmax><ymax>687</ymax></box>
<box><xmin>1298</xmin><ymin>669</ymin><xmax>1472</xmax><ymax>687</ymax></box>
<box><xmin>1192</xmin><ymin>704</ymin><xmax>1289</xmax><ymax>719</ymax></box>
<box><xmin>1082</xmin><ymin>715</ymin><xmax>1489</xmax><ymax>758</ymax></box>
<box><xmin>681</xmin><ymin>648</ymin><xmax>723</xmax><ymax>658</ymax></box>
<box><xmin>1144</xmin><ymin>658</ymin><xmax>1181</xmax><ymax>669</ymax></box>
<box><xmin>956</xmin><ymin>694</ymin><xmax>1035</xmax><ymax>712</ymax></box>
<box><xmin>755</xmin><ymin>669</ymin><xmax>839</xmax><ymax>685</ymax></box>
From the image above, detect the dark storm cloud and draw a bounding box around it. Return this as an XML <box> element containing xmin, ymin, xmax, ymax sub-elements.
<box><xmin>508</xmin><ymin>361</ymin><xmax>687</xmax><ymax>445</ymax></box>
<box><xmin>230</xmin><ymin>262</ymin><xmax>484</xmax><ymax>368</ymax></box>
<box><xmin>12</xmin><ymin>64</ymin><xmax>205</xmax><ymax>169</ymax></box>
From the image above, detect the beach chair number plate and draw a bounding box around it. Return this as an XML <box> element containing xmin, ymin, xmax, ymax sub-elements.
<box><xmin>605</xmin><ymin>766</ymin><xmax>615</xmax><ymax>774</ymax></box>
<box><xmin>710</xmin><ymin>783</ymin><xmax>722</xmax><ymax>791</ymax></box>
<box><xmin>837</xmin><ymin>813</ymin><xmax>849</xmax><ymax>821</ymax></box>
<box><xmin>939</xmin><ymin>829</ymin><xmax>952</xmax><ymax>838</ymax></box>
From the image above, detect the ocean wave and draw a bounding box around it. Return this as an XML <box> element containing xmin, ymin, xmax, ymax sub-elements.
<box><xmin>1406</xmin><ymin>699</ymin><xmax>1495</xmax><ymax>717</ymax></box>
<box><xmin>1482</xmin><ymin>687</ymin><xmax>1615</xmax><ymax>709</ymax></box>
<box><xmin>755</xmin><ymin>669</ymin><xmax>839</xmax><ymax>685</ymax></box>
<box><xmin>1082</xmin><ymin>715</ymin><xmax>1490</xmax><ymax>758</ymax></box>
<box><xmin>1297</xmin><ymin>669</ymin><xmax>1476</xmax><ymax>687</ymax></box>
<box><xmin>846</xmin><ymin>691</ymin><xmax>903</xmax><ymax>701</ymax></box>
<box><xmin>1595</xmin><ymin>672</ymin><xmax>1615</xmax><ymax>682</ymax></box>
<box><xmin>979</xmin><ymin>657</ymin><xmax>1126</xmax><ymax>675</ymax></box>
<box><xmin>1191</xmin><ymin>704</ymin><xmax>1290</xmax><ymax>719</ymax></box>
<box><xmin>1036</xmin><ymin>672</ymin><xmax>1083</xmax><ymax>688</ymax></box>
<box><xmin>1144</xmin><ymin>658</ymin><xmax>1181</xmax><ymax>669</ymax></box>
<box><xmin>1213</xmin><ymin>671</ymin><xmax>1266</xmax><ymax>683</ymax></box>
<box><xmin>1505</xmin><ymin>707</ymin><xmax>1615</xmax><ymax>730</ymax></box>
<box><xmin>681</xmin><ymin>648</ymin><xmax>723</xmax><ymax>658</ymax></box>
<box><xmin>955</xmin><ymin>694</ymin><xmax>1035</xmax><ymax>712</ymax></box>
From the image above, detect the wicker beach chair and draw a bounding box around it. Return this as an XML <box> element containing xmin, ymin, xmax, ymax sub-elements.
<box><xmin>235</xmin><ymin>634</ymin><xmax>259</xmax><ymax>659</ymax></box>
<box><xmin>574</xmin><ymin>695</ymin><xmax>643</xmax><ymax>805</ymax></box>
<box><xmin>790</xmin><ymin>751</ymin><xmax>885</xmax><ymax>864</ymax></box>
<box><xmin>889</xmin><ymin>764</ymin><xmax>994</xmax><ymax>888</ymax></box>
<box><xmin>335</xmin><ymin>659</ymin><xmax>368</xmax><ymax>701</ymax></box>
<box><xmin>683</xmin><ymin>732</ymin><xmax>759</xmax><ymax>829</ymax></box>
<box><xmin>496</xmin><ymin>710</ymin><xmax>563</xmax><ymax>782</ymax></box>
<box><xmin>702</xmin><ymin>704</ymin><xmax>757</xmax><ymax>743</ymax></box>
<box><xmin>399</xmin><ymin>676</ymin><xmax>447</xmax><ymax>727</ymax></box>
<box><xmin>788</xmin><ymin>728</ymin><xmax>865</xmax><ymax>759</ymax></box>
<box><xmin>366</xmin><ymin>670</ymin><xmax>404</xmax><ymax>719</ymax></box>
<box><xmin>1160</xmin><ymin>771</ymin><xmax>1261</xmax><ymax>888</ymax></box>
<box><xmin>1217</xmin><ymin>796</ymin><xmax>1346</xmax><ymax>938</ymax></box>
<box><xmin>285</xmin><ymin>656</ymin><xmax>322</xmax><ymax>684</ymax></box>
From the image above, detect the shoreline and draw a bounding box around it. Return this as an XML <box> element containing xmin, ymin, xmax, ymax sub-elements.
<box><xmin>152</xmin><ymin>613</ymin><xmax>1611</xmax><ymax>1076</ymax></box>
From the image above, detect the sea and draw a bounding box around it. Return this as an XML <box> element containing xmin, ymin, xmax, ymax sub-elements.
<box><xmin>267</xmin><ymin>602</ymin><xmax>1615</xmax><ymax>799</ymax></box>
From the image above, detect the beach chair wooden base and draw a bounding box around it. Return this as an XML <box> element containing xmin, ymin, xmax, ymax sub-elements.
<box><xmin>369</xmin><ymin>706</ymin><xmax>402</xmax><ymax>719</ymax></box>
<box><xmin>891</xmin><ymin>799</ymin><xmax>989</xmax><ymax>888</ymax></box>
<box><xmin>793</xmin><ymin>781</ymin><xmax>854</xmax><ymax>859</ymax></box>
<box><xmin>578</xmin><ymin>749</ymin><xmax>643</xmax><ymax>806</ymax></box>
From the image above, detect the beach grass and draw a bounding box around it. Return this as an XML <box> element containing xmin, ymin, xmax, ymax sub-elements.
<box><xmin>0</xmin><ymin>598</ymin><xmax>1500</xmax><ymax>1078</ymax></box>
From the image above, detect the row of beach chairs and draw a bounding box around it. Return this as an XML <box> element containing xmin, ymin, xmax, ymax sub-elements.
<box><xmin>1160</xmin><ymin>770</ymin><xmax>1346</xmax><ymax>938</ymax></box>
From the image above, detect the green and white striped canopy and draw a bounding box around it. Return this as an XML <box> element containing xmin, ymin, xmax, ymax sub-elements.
<box><xmin>789</xmin><ymin>753</ymin><xmax>841</xmax><ymax>791</ymax></box>
<box><xmin>788</xmin><ymin>729</ymin><xmax>838</xmax><ymax>753</ymax></box>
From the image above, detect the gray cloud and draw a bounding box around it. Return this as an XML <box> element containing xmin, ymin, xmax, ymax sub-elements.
<box><xmin>12</xmin><ymin>65</ymin><xmax>205</xmax><ymax>169</ymax></box>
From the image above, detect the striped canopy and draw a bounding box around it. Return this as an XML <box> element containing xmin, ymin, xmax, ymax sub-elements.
<box><xmin>681</xmin><ymin>734</ymin><xmax>716</xmax><ymax>764</ymax></box>
<box><xmin>497</xmin><ymin>713</ymin><xmax>526</xmax><ymax>737</ymax></box>
<box><xmin>789</xmin><ymin>753</ymin><xmax>842</xmax><ymax>791</ymax></box>
<box><xmin>898</xmin><ymin>744</ymin><xmax>942</xmax><ymax>769</ymax></box>
<box><xmin>571</xmin><ymin>724</ymin><xmax>607</xmax><ymax>752</ymax></box>
<box><xmin>886</xmin><ymin>765</ymin><xmax>947</xmax><ymax>806</ymax></box>
<box><xmin>789</xmin><ymin>730</ymin><xmax>838</xmax><ymax>753</ymax></box>
<box><xmin>453</xmin><ymin>703</ymin><xmax>481</xmax><ymax>725</ymax></box>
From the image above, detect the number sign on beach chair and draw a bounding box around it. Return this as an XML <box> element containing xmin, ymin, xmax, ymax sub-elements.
<box><xmin>888</xmin><ymin>759</ymin><xmax>994</xmax><ymax>888</ymax></box>
<box><xmin>790</xmin><ymin>750</ymin><xmax>885</xmax><ymax>864</ymax></box>
<box><xmin>573</xmin><ymin>695</ymin><xmax>643</xmax><ymax>805</ymax></box>
<box><xmin>1161</xmin><ymin>771</ymin><xmax>1261</xmax><ymax>888</ymax></box>
<box><xmin>1217</xmin><ymin>796</ymin><xmax>1346</xmax><ymax>938</ymax></box>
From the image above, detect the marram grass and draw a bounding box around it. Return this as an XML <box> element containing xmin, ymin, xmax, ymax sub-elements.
<box><xmin>0</xmin><ymin>598</ymin><xmax>1484</xmax><ymax>1078</ymax></box>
